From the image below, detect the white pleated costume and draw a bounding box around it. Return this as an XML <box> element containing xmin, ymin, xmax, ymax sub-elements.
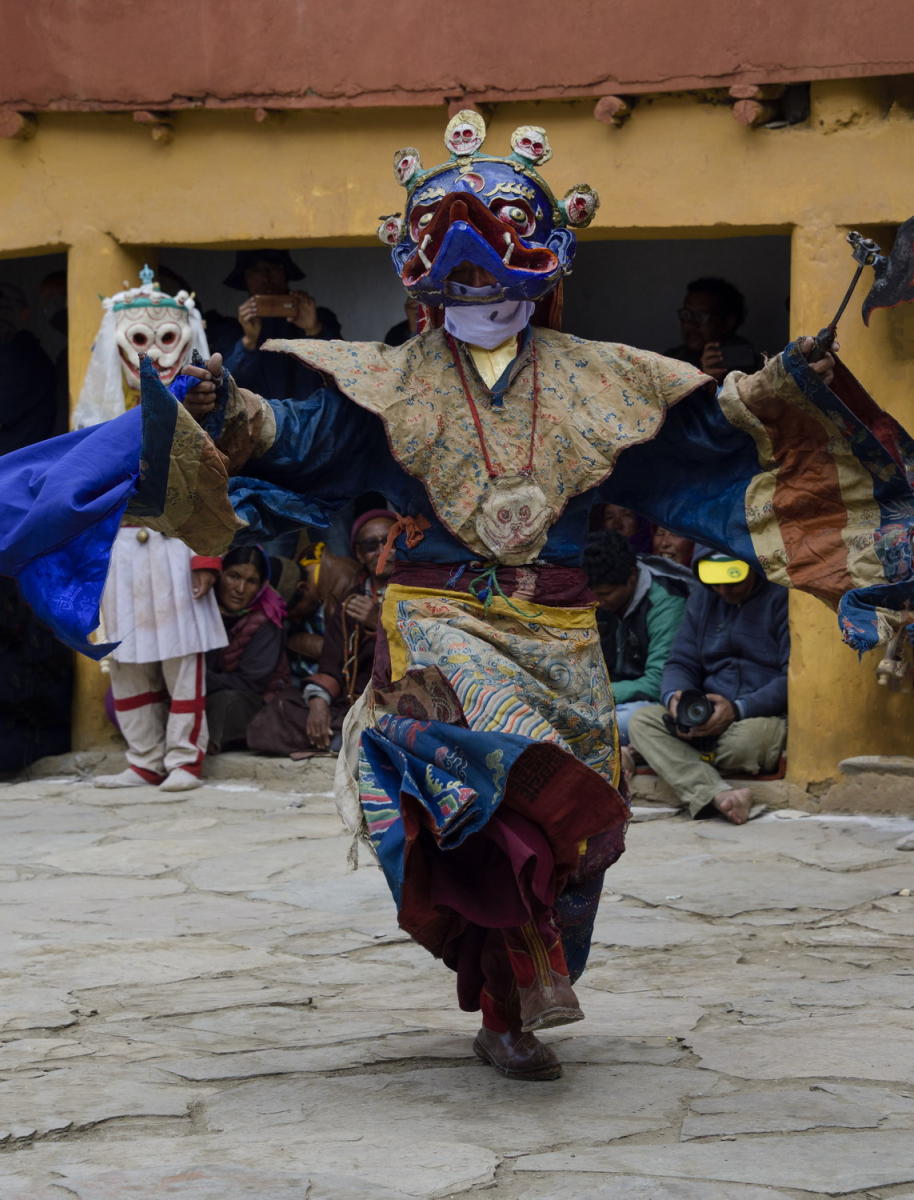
<box><xmin>102</xmin><ymin>528</ymin><xmax>227</xmax><ymax>664</ymax></box>
<box><xmin>100</xmin><ymin>528</ymin><xmax>228</xmax><ymax>782</ymax></box>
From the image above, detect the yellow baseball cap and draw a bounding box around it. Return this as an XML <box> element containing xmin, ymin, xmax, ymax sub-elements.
<box><xmin>697</xmin><ymin>553</ymin><xmax>751</xmax><ymax>585</ymax></box>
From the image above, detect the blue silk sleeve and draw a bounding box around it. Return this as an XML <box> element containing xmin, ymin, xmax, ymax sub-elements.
<box><xmin>0</xmin><ymin>413</ymin><xmax>142</xmax><ymax>657</ymax></box>
<box><xmin>226</xmin><ymin>387</ymin><xmax>395</xmax><ymax>539</ymax></box>
<box><xmin>0</xmin><ymin>358</ymin><xmax>209</xmax><ymax>658</ymax></box>
<box><xmin>599</xmin><ymin>381</ymin><xmax>762</xmax><ymax>563</ymax></box>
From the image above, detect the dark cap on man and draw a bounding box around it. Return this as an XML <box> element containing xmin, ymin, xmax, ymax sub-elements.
<box><xmin>223</xmin><ymin>249</ymin><xmax>305</xmax><ymax>290</ymax></box>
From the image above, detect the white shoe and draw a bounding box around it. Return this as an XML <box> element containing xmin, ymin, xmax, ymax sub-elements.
<box><xmin>159</xmin><ymin>768</ymin><xmax>203</xmax><ymax>792</ymax></box>
<box><xmin>95</xmin><ymin>768</ymin><xmax>156</xmax><ymax>789</ymax></box>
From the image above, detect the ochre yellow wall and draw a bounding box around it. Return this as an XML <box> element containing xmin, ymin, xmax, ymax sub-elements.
<box><xmin>2</xmin><ymin>84</ymin><xmax>913</xmax><ymax>781</ymax></box>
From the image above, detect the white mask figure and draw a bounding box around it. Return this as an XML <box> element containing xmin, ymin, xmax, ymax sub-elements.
<box><xmin>74</xmin><ymin>265</ymin><xmax>208</xmax><ymax>428</ymax></box>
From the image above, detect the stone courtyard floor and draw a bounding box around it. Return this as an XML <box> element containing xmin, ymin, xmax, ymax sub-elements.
<box><xmin>1</xmin><ymin>754</ymin><xmax>913</xmax><ymax>1199</ymax></box>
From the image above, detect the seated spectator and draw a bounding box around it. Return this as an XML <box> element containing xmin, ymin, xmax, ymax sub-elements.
<box><xmin>652</xmin><ymin>526</ymin><xmax>695</xmax><ymax>567</ymax></box>
<box><xmin>385</xmin><ymin>295</ymin><xmax>419</xmax><ymax>345</ymax></box>
<box><xmin>584</xmin><ymin>531</ymin><xmax>687</xmax><ymax>743</ymax></box>
<box><xmin>592</xmin><ymin>502</ymin><xmax>653</xmax><ymax>555</ymax></box>
<box><xmin>303</xmin><ymin>510</ymin><xmax>397</xmax><ymax>753</ymax></box>
<box><xmin>664</xmin><ymin>276</ymin><xmax>761</xmax><ymax>385</ymax></box>
<box><xmin>628</xmin><ymin>552</ymin><xmax>789</xmax><ymax>825</ymax></box>
<box><xmin>0</xmin><ymin>281</ymin><xmax>56</xmax><ymax>454</ymax></box>
<box><xmin>268</xmin><ymin>553</ymin><xmax>306</xmax><ymax>605</ymax></box>
<box><xmin>285</xmin><ymin>542</ymin><xmax>362</xmax><ymax>680</ymax></box>
<box><xmin>206</xmin><ymin>546</ymin><xmax>290</xmax><ymax>753</ymax></box>
<box><xmin>220</xmin><ymin>250</ymin><xmax>342</xmax><ymax>399</ymax></box>
<box><xmin>285</xmin><ymin>563</ymin><xmax>324</xmax><ymax>680</ymax></box>
<box><xmin>310</xmin><ymin>542</ymin><xmax>363</xmax><ymax>613</ymax></box>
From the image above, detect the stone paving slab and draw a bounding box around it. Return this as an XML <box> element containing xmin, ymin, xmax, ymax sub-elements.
<box><xmin>688</xmin><ymin>1013</ymin><xmax>914</xmax><ymax>1082</ymax></box>
<box><xmin>2</xmin><ymin>764</ymin><xmax>913</xmax><ymax>1197</ymax></box>
<box><xmin>514</xmin><ymin>1131</ymin><xmax>914</xmax><ymax>1193</ymax></box>
<box><xmin>0</xmin><ymin>1063</ymin><xmax>197</xmax><ymax>1142</ymax></box>
<box><xmin>200</xmin><ymin>1063</ymin><xmax>728</xmax><ymax>1152</ymax></box>
<box><xmin>517</xmin><ymin>1178</ymin><xmax>797</xmax><ymax>1200</ymax></box>
<box><xmin>610</xmin><ymin>849</ymin><xmax>914</xmax><ymax>916</ymax></box>
<box><xmin>679</xmin><ymin>1084</ymin><xmax>888</xmax><ymax>1138</ymax></box>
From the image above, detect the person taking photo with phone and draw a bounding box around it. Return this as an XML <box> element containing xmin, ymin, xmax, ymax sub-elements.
<box><xmin>221</xmin><ymin>249</ymin><xmax>342</xmax><ymax>399</ymax></box>
<box><xmin>665</xmin><ymin>276</ymin><xmax>762</xmax><ymax>385</ymax></box>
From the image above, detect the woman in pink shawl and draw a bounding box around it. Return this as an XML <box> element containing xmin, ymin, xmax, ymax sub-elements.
<box><xmin>206</xmin><ymin>545</ymin><xmax>289</xmax><ymax>752</ymax></box>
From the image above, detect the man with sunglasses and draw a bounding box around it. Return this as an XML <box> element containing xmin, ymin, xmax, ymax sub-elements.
<box><xmin>303</xmin><ymin>510</ymin><xmax>397</xmax><ymax>753</ymax></box>
<box><xmin>666</xmin><ymin>276</ymin><xmax>761</xmax><ymax>384</ymax></box>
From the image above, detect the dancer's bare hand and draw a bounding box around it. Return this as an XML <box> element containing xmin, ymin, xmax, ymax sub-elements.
<box><xmin>180</xmin><ymin>353</ymin><xmax>223</xmax><ymax>420</ymax></box>
<box><xmin>798</xmin><ymin>336</ymin><xmax>838</xmax><ymax>386</ymax></box>
<box><xmin>191</xmin><ymin>569</ymin><xmax>218</xmax><ymax>599</ymax></box>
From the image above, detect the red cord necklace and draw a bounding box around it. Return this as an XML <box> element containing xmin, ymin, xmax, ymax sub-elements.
<box><xmin>445</xmin><ymin>332</ymin><xmax>539</xmax><ymax>481</ymax></box>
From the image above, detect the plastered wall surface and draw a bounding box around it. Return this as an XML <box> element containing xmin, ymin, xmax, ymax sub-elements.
<box><xmin>3</xmin><ymin>0</ymin><xmax>914</xmax><ymax>109</ymax></box>
<box><xmin>2</xmin><ymin>85</ymin><xmax>913</xmax><ymax>782</ymax></box>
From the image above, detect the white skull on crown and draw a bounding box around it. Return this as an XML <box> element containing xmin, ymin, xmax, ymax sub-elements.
<box><xmin>378</xmin><ymin>213</ymin><xmax>405</xmax><ymax>246</ymax></box>
<box><xmin>560</xmin><ymin>183</ymin><xmax>600</xmax><ymax>228</ymax></box>
<box><xmin>444</xmin><ymin>110</ymin><xmax>486</xmax><ymax>157</ymax></box>
<box><xmin>510</xmin><ymin>125</ymin><xmax>552</xmax><ymax>165</ymax></box>
<box><xmin>393</xmin><ymin>146</ymin><xmax>422</xmax><ymax>187</ymax></box>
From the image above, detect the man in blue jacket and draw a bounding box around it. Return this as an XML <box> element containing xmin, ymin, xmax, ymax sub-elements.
<box><xmin>628</xmin><ymin>552</ymin><xmax>788</xmax><ymax>824</ymax></box>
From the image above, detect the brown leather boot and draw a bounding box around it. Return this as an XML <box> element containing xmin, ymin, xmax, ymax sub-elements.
<box><xmin>473</xmin><ymin>1026</ymin><xmax>562</xmax><ymax>1081</ymax></box>
<box><xmin>502</xmin><ymin>922</ymin><xmax>585</xmax><ymax>1033</ymax></box>
<box><xmin>517</xmin><ymin>968</ymin><xmax>584</xmax><ymax>1033</ymax></box>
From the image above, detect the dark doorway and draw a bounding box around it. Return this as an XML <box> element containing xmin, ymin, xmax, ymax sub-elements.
<box><xmin>563</xmin><ymin>235</ymin><xmax>791</xmax><ymax>358</ymax></box>
<box><xmin>0</xmin><ymin>251</ymin><xmax>68</xmax><ymax>443</ymax></box>
<box><xmin>0</xmin><ymin>251</ymin><xmax>72</xmax><ymax>771</ymax></box>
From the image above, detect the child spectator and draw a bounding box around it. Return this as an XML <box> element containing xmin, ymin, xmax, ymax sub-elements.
<box><xmin>302</xmin><ymin>510</ymin><xmax>397</xmax><ymax>753</ymax></box>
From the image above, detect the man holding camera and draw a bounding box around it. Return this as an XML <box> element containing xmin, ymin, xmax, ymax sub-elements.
<box><xmin>664</xmin><ymin>276</ymin><xmax>761</xmax><ymax>385</ymax></box>
<box><xmin>627</xmin><ymin>552</ymin><xmax>788</xmax><ymax>824</ymax></box>
<box><xmin>220</xmin><ymin>249</ymin><xmax>342</xmax><ymax>399</ymax></box>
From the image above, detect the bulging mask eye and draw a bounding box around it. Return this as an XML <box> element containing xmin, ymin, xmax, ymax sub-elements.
<box><xmin>409</xmin><ymin>202</ymin><xmax>440</xmax><ymax>242</ymax></box>
<box><xmin>490</xmin><ymin>198</ymin><xmax>536</xmax><ymax>237</ymax></box>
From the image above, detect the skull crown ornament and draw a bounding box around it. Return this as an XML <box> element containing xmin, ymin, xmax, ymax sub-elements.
<box><xmin>378</xmin><ymin>110</ymin><xmax>600</xmax><ymax>307</ymax></box>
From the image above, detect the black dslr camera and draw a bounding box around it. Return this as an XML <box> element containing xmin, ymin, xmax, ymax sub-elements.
<box><xmin>663</xmin><ymin>688</ymin><xmax>717</xmax><ymax>750</ymax></box>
